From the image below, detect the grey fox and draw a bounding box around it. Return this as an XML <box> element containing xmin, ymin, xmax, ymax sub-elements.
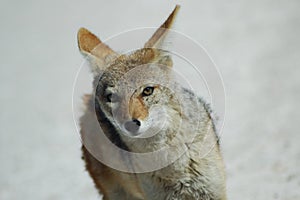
<box><xmin>78</xmin><ymin>5</ymin><xmax>227</xmax><ymax>200</ymax></box>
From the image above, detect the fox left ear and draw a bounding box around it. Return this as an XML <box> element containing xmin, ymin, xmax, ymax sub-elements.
<box><xmin>144</xmin><ymin>5</ymin><xmax>180</xmax><ymax>68</ymax></box>
<box><xmin>77</xmin><ymin>28</ymin><xmax>118</xmax><ymax>74</ymax></box>
<box><xmin>144</xmin><ymin>5</ymin><xmax>180</xmax><ymax>50</ymax></box>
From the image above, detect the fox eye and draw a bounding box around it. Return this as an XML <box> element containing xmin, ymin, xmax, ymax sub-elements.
<box><xmin>106</xmin><ymin>94</ymin><xmax>112</xmax><ymax>102</ymax></box>
<box><xmin>142</xmin><ymin>87</ymin><xmax>154</xmax><ymax>96</ymax></box>
<box><xmin>106</xmin><ymin>93</ymin><xmax>119</xmax><ymax>103</ymax></box>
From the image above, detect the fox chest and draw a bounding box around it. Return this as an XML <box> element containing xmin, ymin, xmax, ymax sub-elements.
<box><xmin>137</xmin><ymin>172</ymin><xmax>214</xmax><ymax>200</ymax></box>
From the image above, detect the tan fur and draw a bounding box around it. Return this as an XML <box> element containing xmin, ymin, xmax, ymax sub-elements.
<box><xmin>78</xmin><ymin>5</ymin><xmax>227</xmax><ymax>200</ymax></box>
<box><xmin>78</xmin><ymin>27</ymin><xmax>116</xmax><ymax>59</ymax></box>
<box><xmin>129</xmin><ymin>96</ymin><xmax>149</xmax><ymax>120</ymax></box>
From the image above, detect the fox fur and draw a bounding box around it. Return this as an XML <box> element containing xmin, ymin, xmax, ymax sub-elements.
<box><xmin>78</xmin><ymin>5</ymin><xmax>227</xmax><ymax>200</ymax></box>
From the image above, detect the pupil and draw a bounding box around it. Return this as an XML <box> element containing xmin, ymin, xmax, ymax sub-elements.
<box><xmin>143</xmin><ymin>87</ymin><xmax>153</xmax><ymax>96</ymax></box>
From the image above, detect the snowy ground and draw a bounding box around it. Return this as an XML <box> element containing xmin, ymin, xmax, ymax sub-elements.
<box><xmin>1</xmin><ymin>0</ymin><xmax>299</xmax><ymax>200</ymax></box>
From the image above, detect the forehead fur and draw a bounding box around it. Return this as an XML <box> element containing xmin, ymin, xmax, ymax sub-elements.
<box><xmin>95</xmin><ymin>48</ymin><xmax>165</xmax><ymax>88</ymax></box>
<box><xmin>109</xmin><ymin>48</ymin><xmax>156</xmax><ymax>72</ymax></box>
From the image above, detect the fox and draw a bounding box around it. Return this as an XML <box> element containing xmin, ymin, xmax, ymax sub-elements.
<box><xmin>77</xmin><ymin>5</ymin><xmax>227</xmax><ymax>200</ymax></box>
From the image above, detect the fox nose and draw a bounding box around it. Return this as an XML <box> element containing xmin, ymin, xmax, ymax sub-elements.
<box><xmin>124</xmin><ymin>119</ymin><xmax>141</xmax><ymax>135</ymax></box>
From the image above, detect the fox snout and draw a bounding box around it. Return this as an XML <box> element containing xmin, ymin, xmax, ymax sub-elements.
<box><xmin>124</xmin><ymin>119</ymin><xmax>141</xmax><ymax>135</ymax></box>
<box><xmin>122</xmin><ymin>96</ymin><xmax>148</xmax><ymax>136</ymax></box>
<box><xmin>129</xmin><ymin>96</ymin><xmax>148</xmax><ymax>121</ymax></box>
<box><xmin>118</xmin><ymin>92</ymin><xmax>149</xmax><ymax>136</ymax></box>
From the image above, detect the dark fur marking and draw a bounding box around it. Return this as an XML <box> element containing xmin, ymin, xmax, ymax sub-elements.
<box><xmin>94</xmin><ymin>99</ymin><xmax>129</xmax><ymax>151</ymax></box>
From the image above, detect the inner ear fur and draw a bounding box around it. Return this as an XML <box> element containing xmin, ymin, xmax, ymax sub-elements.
<box><xmin>77</xmin><ymin>27</ymin><xmax>117</xmax><ymax>61</ymax></box>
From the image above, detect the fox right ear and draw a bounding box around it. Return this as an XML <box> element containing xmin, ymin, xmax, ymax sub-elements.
<box><xmin>77</xmin><ymin>28</ymin><xmax>118</xmax><ymax>74</ymax></box>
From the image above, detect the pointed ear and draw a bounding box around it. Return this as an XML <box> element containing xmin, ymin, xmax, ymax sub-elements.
<box><xmin>77</xmin><ymin>28</ymin><xmax>118</xmax><ymax>74</ymax></box>
<box><xmin>144</xmin><ymin>5</ymin><xmax>180</xmax><ymax>49</ymax></box>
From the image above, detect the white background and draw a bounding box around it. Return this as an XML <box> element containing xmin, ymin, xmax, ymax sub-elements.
<box><xmin>0</xmin><ymin>0</ymin><xmax>299</xmax><ymax>199</ymax></box>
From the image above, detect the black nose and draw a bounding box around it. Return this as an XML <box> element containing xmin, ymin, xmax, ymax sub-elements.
<box><xmin>124</xmin><ymin>119</ymin><xmax>141</xmax><ymax>134</ymax></box>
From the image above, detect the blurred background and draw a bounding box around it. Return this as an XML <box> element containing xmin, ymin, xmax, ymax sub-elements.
<box><xmin>1</xmin><ymin>0</ymin><xmax>299</xmax><ymax>199</ymax></box>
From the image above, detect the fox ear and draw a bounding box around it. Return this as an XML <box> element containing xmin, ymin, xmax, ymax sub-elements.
<box><xmin>77</xmin><ymin>28</ymin><xmax>118</xmax><ymax>74</ymax></box>
<box><xmin>144</xmin><ymin>5</ymin><xmax>180</xmax><ymax>49</ymax></box>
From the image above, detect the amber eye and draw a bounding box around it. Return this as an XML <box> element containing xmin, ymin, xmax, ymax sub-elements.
<box><xmin>142</xmin><ymin>87</ymin><xmax>154</xmax><ymax>96</ymax></box>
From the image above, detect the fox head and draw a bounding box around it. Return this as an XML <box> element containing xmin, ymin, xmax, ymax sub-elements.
<box><xmin>78</xmin><ymin>6</ymin><xmax>182</xmax><ymax>144</ymax></box>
